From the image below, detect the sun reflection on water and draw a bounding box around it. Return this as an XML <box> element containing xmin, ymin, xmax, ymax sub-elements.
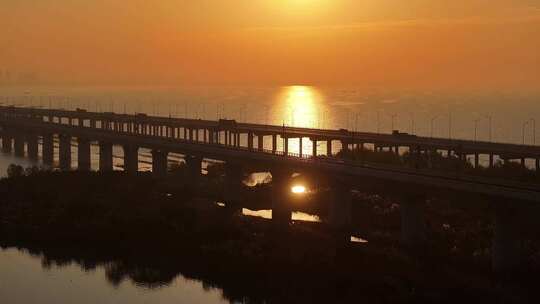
<box><xmin>277</xmin><ymin>86</ymin><xmax>324</xmax><ymax>128</ymax></box>
<box><xmin>271</xmin><ymin>86</ymin><xmax>327</xmax><ymax>156</ymax></box>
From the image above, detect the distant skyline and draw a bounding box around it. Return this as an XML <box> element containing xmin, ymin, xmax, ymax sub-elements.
<box><xmin>1</xmin><ymin>0</ymin><xmax>539</xmax><ymax>90</ymax></box>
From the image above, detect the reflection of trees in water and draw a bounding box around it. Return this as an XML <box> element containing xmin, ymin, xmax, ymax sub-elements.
<box><xmin>5</xmin><ymin>243</ymin><xmax>250</xmax><ymax>302</ymax></box>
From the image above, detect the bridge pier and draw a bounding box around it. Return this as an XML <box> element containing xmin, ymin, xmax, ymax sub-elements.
<box><xmin>284</xmin><ymin>137</ymin><xmax>289</xmax><ymax>155</ymax></box>
<box><xmin>27</xmin><ymin>134</ymin><xmax>39</xmax><ymax>160</ymax></box>
<box><xmin>1</xmin><ymin>134</ymin><xmax>12</xmax><ymax>153</ymax></box>
<box><xmin>248</xmin><ymin>132</ymin><xmax>254</xmax><ymax>150</ymax></box>
<box><xmin>329</xmin><ymin>180</ymin><xmax>352</xmax><ymax>245</ymax></box>
<box><xmin>272</xmin><ymin>134</ymin><xmax>277</xmax><ymax>153</ymax></box>
<box><xmin>492</xmin><ymin>203</ymin><xmax>524</xmax><ymax>273</ymax></box>
<box><xmin>489</xmin><ymin>154</ymin><xmax>495</xmax><ymax>168</ymax></box>
<box><xmin>14</xmin><ymin>134</ymin><xmax>25</xmax><ymax>157</ymax></box>
<box><xmin>59</xmin><ymin>134</ymin><xmax>72</xmax><ymax>170</ymax></box>
<box><xmin>185</xmin><ymin>155</ymin><xmax>202</xmax><ymax>186</ymax></box>
<box><xmin>475</xmin><ymin>153</ymin><xmax>480</xmax><ymax>168</ymax></box>
<box><xmin>258</xmin><ymin>134</ymin><xmax>264</xmax><ymax>151</ymax></box>
<box><xmin>536</xmin><ymin>158</ymin><xmax>540</xmax><ymax>171</ymax></box>
<box><xmin>400</xmin><ymin>194</ymin><xmax>426</xmax><ymax>248</ymax></box>
<box><xmin>42</xmin><ymin>134</ymin><xmax>54</xmax><ymax>166</ymax></box>
<box><xmin>312</xmin><ymin>139</ymin><xmax>317</xmax><ymax>157</ymax></box>
<box><xmin>224</xmin><ymin>163</ymin><xmax>243</xmax><ymax>213</ymax></box>
<box><xmin>327</xmin><ymin>140</ymin><xmax>332</xmax><ymax>156</ymax></box>
<box><xmin>77</xmin><ymin>138</ymin><xmax>91</xmax><ymax>171</ymax></box>
<box><xmin>99</xmin><ymin>142</ymin><xmax>113</xmax><ymax>172</ymax></box>
<box><xmin>271</xmin><ymin>170</ymin><xmax>292</xmax><ymax>228</ymax></box>
<box><xmin>123</xmin><ymin>145</ymin><xmax>139</xmax><ymax>174</ymax></box>
<box><xmin>152</xmin><ymin>150</ymin><xmax>168</xmax><ymax>177</ymax></box>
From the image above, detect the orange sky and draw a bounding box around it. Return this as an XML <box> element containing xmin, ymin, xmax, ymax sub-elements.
<box><xmin>1</xmin><ymin>0</ymin><xmax>539</xmax><ymax>89</ymax></box>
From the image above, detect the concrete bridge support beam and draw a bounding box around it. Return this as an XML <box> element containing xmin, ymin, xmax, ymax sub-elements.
<box><xmin>77</xmin><ymin>138</ymin><xmax>91</xmax><ymax>171</ymax></box>
<box><xmin>123</xmin><ymin>145</ymin><xmax>139</xmax><ymax>174</ymax></box>
<box><xmin>400</xmin><ymin>195</ymin><xmax>426</xmax><ymax>248</ymax></box>
<box><xmin>489</xmin><ymin>154</ymin><xmax>495</xmax><ymax>168</ymax></box>
<box><xmin>224</xmin><ymin>163</ymin><xmax>243</xmax><ymax>213</ymax></box>
<box><xmin>327</xmin><ymin>140</ymin><xmax>332</xmax><ymax>156</ymax></box>
<box><xmin>185</xmin><ymin>155</ymin><xmax>202</xmax><ymax>186</ymax></box>
<box><xmin>492</xmin><ymin>203</ymin><xmax>524</xmax><ymax>273</ymax></box>
<box><xmin>329</xmin><ymin>181</ymin><xmax>352</xmax><ymax>245</ymax></box>
<box><xmin>248</xmin><ymin>132</ymin><xmax>254</xmax><ymax>150</ymax></box>
<box><xmin>59</xmin><ymin>135</ymin><xmax>72</xmax><ymax>171</ymax></box>
<box><xmin>14</xmin><ymin>135</ymin><xmax>25</xmax><ymax>157</ymax></box>
<box><xmin>1</xmin><ymin>134</ymin><xmax>12</xmax><ymax>153</ymax></box>
<box><xmin>99</xmin><ymin>142</ymin><xmax>113</xmax><ymax>172</ymax></box>
<box><xmin>312</xmin><ymin>139</ymin><xmax>317</xmax><ymax>157</ymax></box>
<box><xmin>27</xmin><ymin>135</ymin><xmax>39</xmax><ymax>160</ymax></box>
<box><xmin>536</xmin><ymin>158</ymin><xmax>540</xmax><ymax>171</ymax></box>
<box><xmin>258</xmin><ymin>135</ymin><xmax>264</xmax><ymax>151</ymax></box>
<box><xmin>42</xmin><ymin>134</ymin><xmax>54</xmax><ymax>166</ymax></box>
<box><xmin>152</xmin><ymin>150</ymin><xmax>169</xmax><ymax>178</ymax></box>
<box><xmin>271</xmin><ymin>170</ymin><xmax>292</xmax><ymax>228</ymax></box>
<box><xmin>272</xmin><ymin>135</ymin><xmax>277</xmax><ymax>153</ymax></box>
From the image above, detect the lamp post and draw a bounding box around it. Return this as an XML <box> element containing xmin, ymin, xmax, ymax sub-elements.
<box><xmin>523</xmin><ymin>120</ymin><xmax>530</xmax><ymax>145</ymax></box>
<box><xmin>409</xmin><ymin>112</ymin><xmax>415</xmax><ymax>135</ymax></box>
<box><xmin>430</xmin><ymin>115</ymin><xmax>441</xmax><ymax>138</ymax></box>
<box><xmin>474</xmin><ymin>118</ymin><xmax>481</xmax><ymax>141</ymax></box>
<box><xmin>390</xmin><ymin>113</ymin><xmax>397</xmax><ymax>131</ymax></box>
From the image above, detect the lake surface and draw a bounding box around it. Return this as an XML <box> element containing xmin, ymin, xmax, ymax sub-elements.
<box><xmin>0</xmin><ymin>248</ymin><xmax>230</xmax><ymax>304</ymax></box>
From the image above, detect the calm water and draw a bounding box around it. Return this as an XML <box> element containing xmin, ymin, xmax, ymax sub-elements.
<box><xmin>0</xmin><ymin>248</ymin><xmax>229</xmax><ymax>304</ymax></box>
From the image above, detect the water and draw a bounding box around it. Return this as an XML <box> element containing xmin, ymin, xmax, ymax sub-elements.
<box><xmin>0</xmin><ymin>248</ymin><xmax>228</xmax><ymax>304</ymax></box>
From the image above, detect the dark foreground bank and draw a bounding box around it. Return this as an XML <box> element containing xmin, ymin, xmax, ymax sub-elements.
<box><xmin>0</xmin><ymin>169</ymin><xmax>538</xmax><ymax>303</ymax></box>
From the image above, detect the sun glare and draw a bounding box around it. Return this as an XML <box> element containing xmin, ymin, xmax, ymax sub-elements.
<box><xmin>291</xmin><ymin>185</ymin><xmax>307</xmax><ymax>194</ymax></box>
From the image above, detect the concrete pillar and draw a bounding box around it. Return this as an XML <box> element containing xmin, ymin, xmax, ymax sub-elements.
<box><xmin>312</xmin><ymin>139</ymin><xmax>317</xmax><ymax>157</ymax></box>
<box><xmin>1</xmin><ymin>134</ymin><xmax>12</xmax><ymax>153</ymax></box>
<box><xmin>400</xmin><ymin>194</ymin><xmax>426</xmax><ymax>247</ymax></box>
<box><xmin>151</xmin><ymin>150</ymin><xmax>168</xmax><ymax>177</ymax></box>
<box><xmin>536</xmin><ymin>158</ymin><xmax>540</xmax><ymax>171</ymax></box>
<box><xmin>489</xmin><ymin>154</ymin><xmax>495</xmax><ymax>168</ymax></box>
<box><xmin>248</xmin><ymin>132</ymin><xmax>254</xmax><ymax>150</ymax></box>
<box><xmin>208</xmin><ymin>129</ymin><xmax>214</xmax><ymax>144</ymax></box>
<box><xmin>299</xmin><ymin>137</ymin><xmax>303</xmax><ymax>156</ymax></box>
<box><xmin>99</xmin><ymin>142</ymin><xmax>113</xmax><ymax>172</ymax></box>
<box><xmin>329</xmin><ymin>181</ymin><xmax>352</xmax><ymax>245</ymax></box>
<box><xmin>475</xmin><ymin>153</ymin><xmax>480</xmax><ymax>168</ymax></box>
<box><xmin>271</xmin><ymin>170</ymin><xmax>292</xmax><ymax>227</ymax></box>
<box><xmin>327</xmin><ymin>140</ymin><xmax>332</xmax><ymax>156</ymax></box>
<box><xmin>340</xmin><ymin>140</ymin><xmax>349</xmax><ymax>154</ymax></box>
<box><xmin>59</xmin><ymin>134</ymin><xmax>72</xmax><ymax>171</ymax></box>
<box><xmin>27</xmin><ymin>135</ymin><xmax>39</xmax><ymax>160</ymax></box>
<box><xmin>185</xmin><ymin>155</ymin><xmax>202</xmax><ymax>181</ymax></box>
<box><xmin>14</xmin><ymin>135</ymin><xmax>25</xmax><ymax>157</ymax></box>
<box><xmin>123</xmin><ymin>145</ymin><xmax>139</xmax><ymax>174</ymax></box>
<box><xmin>77</xmin><ymin>138</ymin><xmax>91</xmax><ymax>171</ymax></box>
<box><xmin>236</xmin><ymin>132</ymin><xmax>240</xmax><ymax>147</ymax></box>
<box><xmin>42</xmin><ymin>134</ymin><xmax>54</xmax><ymax>166</ymax></box>
<box><xmin>492</xmin><ymin>203</ymin><xmax>523</xmax><ymax>273</ymax></box>
<box><xmin>284</xmin><ymin>137</ymin><xmax>289</xmax><ymax>155</ymax></box>
<box><xmin>521</xmin><ymin>158</ymin><xmax>526</xmax><ymax>168</ymax></box>
<box><xmin>258</xmin><ymin>134</ymin><xmax>264</xmax><ymax>151</ymax></box>
<box><xmin>272</xmin><ymin>134</ymin><xmax>277</xmax><ymax>153</ymax></box>
<box><xmin>224</xmin><ymin>163</ymin><xmax>243</xmax><ymax>211</ymax></box>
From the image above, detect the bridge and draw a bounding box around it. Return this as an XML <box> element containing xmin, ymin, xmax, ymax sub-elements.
<box><xmin>0</xmin><ymin>105</ymin><xmax>538</xmax><ymax>272</ymax></box>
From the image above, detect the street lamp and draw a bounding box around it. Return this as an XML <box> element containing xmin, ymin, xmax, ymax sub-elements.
<box><xmin>523</xmin><ymin>120</ymin><xmax>530</xmax><ymax>145</ymax></box>
<box><xmin>430</xmin><ymin>115</ymin><xmax>441</xmax><ymax>138</ymax></box>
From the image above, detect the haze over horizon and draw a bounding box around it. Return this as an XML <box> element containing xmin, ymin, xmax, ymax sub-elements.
<box><xmin>1</xmin><ymin>0</ymin><xmax>539</xmax><ymax>90</ymax></box>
